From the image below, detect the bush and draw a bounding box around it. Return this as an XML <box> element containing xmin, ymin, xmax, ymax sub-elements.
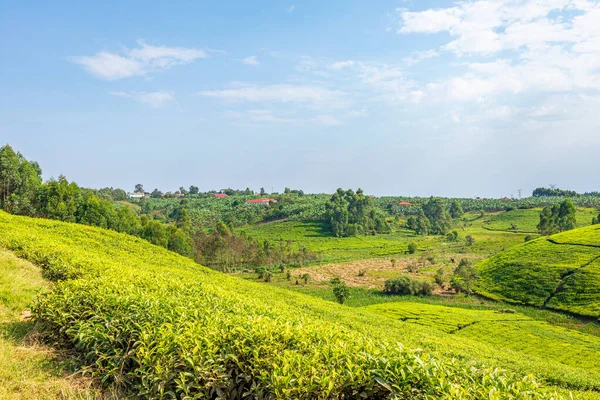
<box><xmin>384</xmin><ymin>276</ymin><xmax>433</xmax><ymax>296</ymax></box>
<box><xmin>0</xmin><ymin>212</ymin><xmax>557</xmax><ymax>399</ymax></box>
<box><xmin>434</xmin><ymin>268</ymin><xmax>446</xmax><ymax>287</ymax></box>
<box><xmin>358</xmin><ymin>269</ymin><xmax>366</xmax><ymax>277</ymax></box>
<box><xmin>465</xmin><ymin>235</ymin><xmax>475</xmax><ymax>246</ymax></box>
<box><xmin>446</xmin><ymin>230</ymin><xmax>459</xmax><ymax>242</ymax></box>
<box><xmin>407</xmin><ymin>242</ymin><xmax>418</xmax><ymax>254</ymax></box>
<box><xmin>332</xmin><ymin>280</ymin><xmax>350</xmax><ymax>304</ymax></box>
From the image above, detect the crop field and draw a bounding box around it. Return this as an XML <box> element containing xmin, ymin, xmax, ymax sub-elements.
<box><xmin>364</xmin><ymin>302</ymin><xmax>600</xmax><ymax>371</ymax></box>
<box><xmin>478</xmin><ymin>225</ymin><xmax>600</xmax><ymax>319</ymax></box>
<box><xmin>241</xmin><ymin>216</ymin><xmax>530</xmax><ymax>263</ymax></box>
<box><xmin>2</xmin><ymin>211</ymin><xmax>600</xmax><ymax>397</ymax></box>
<box><xmin>484</xmin><ymin>208</ymin><xmax>596</xmax><ymax>233</ymax></box>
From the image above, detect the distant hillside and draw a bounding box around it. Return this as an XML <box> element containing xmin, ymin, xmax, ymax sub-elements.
<box><xmin>2</xmin><ymin>211</ymin><xmax>599</xmax><ymax>397</ymax></box>
<box><xmin>478</xmin><ymin>225</ymin><xmax>600</xmax><ymax>319</ymax></box>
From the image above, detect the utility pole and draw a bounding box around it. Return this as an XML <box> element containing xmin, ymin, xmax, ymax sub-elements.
<box><xmin>517</xmin><ymin>189</ymin><xmax>522</xmax><ymax>199</ymax></box>
<box><xmin>549</xmin><ymin>184</ymin><xmax>557</xmax><ymax>190</ymax></box>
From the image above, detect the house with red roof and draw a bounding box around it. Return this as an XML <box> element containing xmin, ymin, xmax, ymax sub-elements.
<box><xmin>399</xmin><ymin>201</ymin><xmax>412</xmax><ymax>206</ymax></box>
<box><xmin>214</xmin><ymin>193</ymin><xmax>228</xmax><ymax>198</ymax></box>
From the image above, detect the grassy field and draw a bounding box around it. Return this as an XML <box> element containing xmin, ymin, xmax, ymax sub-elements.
<box><xmin>2</xmin><ymin>211</ymin><xmax>600</xmax><ymax>397</ymax></box>
<box><xmin>478</xmin><ymin>224</ymin><xmax>600</xmax><ymax>319</ymax></box>
<box><xmin>0</xmin><ymin>249</ymin><xmax>106</xmax><ymax>399</ymax></box>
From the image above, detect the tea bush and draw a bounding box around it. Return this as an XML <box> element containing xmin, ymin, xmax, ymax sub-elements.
<box><xmin>0</xmin><ymin>211</ymin><xmax>567</xmax><ymax>398</ymax></box>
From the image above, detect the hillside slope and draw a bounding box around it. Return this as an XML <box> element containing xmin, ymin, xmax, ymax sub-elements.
<box><xmin>0</xmin><ymin>211</ymin><xmax>599</xmax><ymax>398</ymax></box>
<box><xmin>0</xmin><ymin>249</ymin><xmax>105</xmax><ymax>399</ymax></box>
<box><xmin>477</xmin><ymin>224</ymin><xmax>600</xmax><ymax>319</ymax></box>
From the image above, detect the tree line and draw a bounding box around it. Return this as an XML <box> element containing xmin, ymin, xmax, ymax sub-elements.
<box><xmin>406</xmin><ymin>198</ymin><xmax>463</xmax><ymax>235</ymax></box>
<box><xmin>0</xmin><ymin>144</ymin><xmax>316</xmax><ymax>270</ymax></box>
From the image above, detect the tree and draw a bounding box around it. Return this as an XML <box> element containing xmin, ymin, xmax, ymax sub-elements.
<box><xmin>326</xmin><ymin>188</ymin><xmax>389</xmax><ymax>237</ymax></box>
<box><xmin>150</xmin><ymin>189</ymin><xmax>163</xmax><ymax>198</ymax></box>
<box><xmin>331</xmin><ymin>280</ymin><xmax>350</xmax><ymax>304</ymax></box>
<box><xmin>422</xmin><ymin>198</ymin><xmax>452</xmax><ymax>235</ymax></box>
<box><xmin>260</xmin><ymin>187</ymin><xmax>266</xmax><ymax>196</ymax></box>
<box><xmin>176</xmin><ymin>207</ymin><xmax>192</xmax><ymax>233</ymax></box>
<box><xmin>558</xmin><ymin>199</ymin><xmax>576</xmax><ymax>231</ymax></box>
<box><xmin>134</xmin><ymin>184</ymin><xmax>144</xmax><ymax>193</ymax></box>
<box><xmin>465</xmin><ymin>235</ymin><xmax>475</xmax><ymax>246</ymax></box>
<box><xmin>407</xmin><ymin>242</ymin><xmax>418</xmax><ymax>254</ymax></box>
<box><xmin>538</xmin><ymin>204</ymin><xmax>560</xmax><ymax>235</ymax></box>
<box><xmin>179</xmin><ymin>186</ymin><xmax>188</xmax><ymax>195</ymax></box>
<box><xmin>189</xmin><ymin>185</ymin><xmax>199</xmax><ymax>195</ymax></box>
<box><xmin>449</xmin><ymin>200</ymin><xmax>464</xmax><ymax>219</ymax></box>
<box><xmin>450</xmin><ymin>259</ymin><xmax>479</xmax><ymax>296</ymax></box>
<box><xmin>434</xmin><ymin>268</ymin><xmax>446</xmax><ymax>287</ymax></box>
<box><xmin>538</xmin><ymin>199</ymin><xmax>576</xmax><ymax>235</ymax></box>
<box><xmin>141</xmin><ymin>220</ymin><xmax>168</xmax><ymax>247</ymax></box>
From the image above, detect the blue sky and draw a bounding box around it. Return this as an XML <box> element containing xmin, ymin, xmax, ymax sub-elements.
<box><xmin>1</xmin><ymin>0</ymin><xmax>599</xmax><ymax>197</ymax></box>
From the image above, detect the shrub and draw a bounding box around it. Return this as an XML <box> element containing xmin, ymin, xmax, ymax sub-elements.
<box><xmin>434</xmin><ymin>268</ymin><xmax>446</xmax><ymax>287</ymax></box>
<box><xmin>263</xmin><ymin>270</ymin><xmax>272</xmax><ymax>282</ymax></box>
<box><xmin>332</xmin><ymin>281</ymin><xmax>350</xmax><ymax>304</ymax></box>
<box><xmin>384</xmin><ymin>276</ymin><xmax>433</xmax><ymax>296</ymax></box>
<box><xmin>301</xmin><ymin>273</ymin><xmax>310</xmax><ymax>284</ymax></box>
<box><xmin>446</xmin><ymin>230</ymin><xmax>459</xmax><ymax>242</ymax></box>
<box><xmin>407</xmin><ymin>242</ymin><xmax>418</xmax><ymax>254</ymax></box>
<box><xmin>0</xmin><ymin>212</ymin><xmax>557</xmax><ymax>399</ymax></box>
<box><xmin>465</xmin><ymin>235</ymin><xmax>475</xmax><ymax>246</ymax></box>
<box><xmin>358</xmin><ymin>269</ymin><xmax>366</xmax><ymax>277</ymax></box>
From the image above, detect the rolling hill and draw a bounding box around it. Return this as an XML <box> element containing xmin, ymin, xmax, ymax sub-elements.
<box><xmin>477</xmin><ymin>224</ymin><xmax>600</xmax><ymax>319</ymax></box>
<box><xmin>1</xmin><ymin>211</ymin><xmax>599</xmax><ymax>398</ymax></box>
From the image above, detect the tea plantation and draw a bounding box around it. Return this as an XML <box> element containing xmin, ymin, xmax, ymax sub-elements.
<box><xmin>477</xmin><ymin>224</ymin><xmax>600</xmax><ymax>319</ymax></box>
<box><xmin>1</xmin><ymin>211</ymin><xmax>597</xmax><ymax>398</ymax></box>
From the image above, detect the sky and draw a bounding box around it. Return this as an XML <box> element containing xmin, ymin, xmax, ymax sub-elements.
<box><xmin>1</xmin><ymin>0</ymin><xmax>599</xmax><ymax>198</ymax></box>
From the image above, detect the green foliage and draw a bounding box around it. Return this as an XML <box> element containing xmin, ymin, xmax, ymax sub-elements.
<box><xmin>449</xmin><ymin>200</ymin><xmax>464</xmax><ymax>219</ymax></box>
<box><xmin>465</xmin><ymin>235</ymin><xmax>475</xmax><ymax>246</ymax></box>
<box><xmin>533</xmin><ymin>187</ymin><xmax>578</xmax><ymax>197</ymax></box>
<box><xmin>451</xmin><ymin>259</ymin><xmax>479</xmax><ymax>296</ymax></box>
<box><xmin>407</xmin><ymin>242</ymin><xmax>418</xmax><ymax>254</ymax></box>
<box><xmin>384</xmin><ymin>275</ymin><xmax>432</xmax><ymax>296</ymax></box>
<box><xmin>435</xmin><ymin>268</ymin><xmax>446</xmax><ymax>287</ymax></box>
<box><xmin>331</xmin><ymin>280</ymin><xmax>350</xmax><ymax>304</ymax></box>
<box><xmin>0</xmin><ymin>212</ymin><xmax>590</xmax><ymax>397</ymax></box>
<box><xmin>407</xmin><ymin>198</ymin><xmax>452</xmax><ymax>236</ymax></box>
<box><xmin>446</xmin><ymin>230</ymin><xmax>459</xmax><ymax>242</ymax></box>
<box><xmin>325</xmin><ymin>188</ymin><xmax>389</xmax><ymax>237</ymax></box>
<box><xmin>538</xmin><ymin>199</ymin><xmax>577</xmax><ymax>235</ymax></box>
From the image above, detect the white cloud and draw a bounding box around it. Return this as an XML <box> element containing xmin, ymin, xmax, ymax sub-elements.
<box><xmin>199</xmin><ymin>83</ymin><xmax>347</xmax><ymax>108</ymax></box>
<box><xmin>397</xmin><ymin>0</ymin><xmax>600</xmax><ymax>56</ymax></box>
<box><xmin>71</xmin><ymin>53</ymin><xmax>144</xmax><ymax>80</ymax></box>
<box><xmin>71</xmin><ymin>40</ymin><xmax>206</xmax><ymax>79</ymax></box>
<box><xmin>110</xmin><ymin>91</ymin><xmax>175</xmax><ymax>108</ymax></box>
<box><xmin>395</xmin><ymin>1</ymin><xmax>600</xmax><ymax>104</ymax></box>
<box><xmin>403</xmin><ymin>49</ymin><xmax>439</xmax><ymax>66</ymax></box>
<box><xmin>314</xmin><ymin>115</ymin><xmax>343</xmax><ymax>126</ymax></box>
<box><xmin>330</xmin><ymin>60</ymin><xmax>355</xmax><ymax>70</ymax></box>
<box><xmin>242</xmin><ymin>56</ymin><xmax>260</xmax><ymax>66</ymax></box>
<box><xmin>287</xmin><ymin>5</ymin><xmax>295</xmax><ymax>13</ymax></box>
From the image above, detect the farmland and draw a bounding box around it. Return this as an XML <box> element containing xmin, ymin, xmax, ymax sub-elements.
<box><xmin>239</xmin><ymin>213</ymin><xmax>532</xmax><ymax>263</ymax></box>
<box><xmin>478</xmin><ymin>224</ymin><xmax>600</xmax><ymax>319</ymax></box>
<box><xmin>2</xmin><ymin>211</ymin><xmax>600</xmax><ymax>397</ymax></box>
